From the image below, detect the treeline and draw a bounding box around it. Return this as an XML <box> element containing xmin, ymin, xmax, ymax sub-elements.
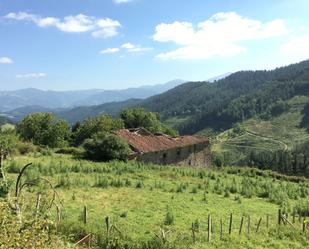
<box><xmin>235</xmin><ymin>141</ymin><xmax>309</xmax><ymax>177</ymax></box>
<box><xmin>0</xmin><ymin>108</ymin><xmax>178</xmax><ymax>161</ymax></box>
<box><xmin>178</xmin><ymin>80</ymin><xmax>309</xmax><ymax>134</ymax></box>
<box><xmin>138</xmin><ymin>59</ymin><xmax>309</xmax><ymax>134</ymax></box>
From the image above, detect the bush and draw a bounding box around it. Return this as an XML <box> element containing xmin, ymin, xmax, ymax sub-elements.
<box><xmin>55</xmin><ymin>147</ymin><xmax>85</xmax><ymax>157</ymax></box>
<box><xmin>16</xmin><ymin>142</ymin><xmax>39</xmax><ymax>155</ymax></box>
<box><xmin>164</xmin><ymin>208</ymin><xmax>174</xmax><ymax>225</ymax></box>
<box><xmin>0</xmin><ymin>200</ymin><xmax>72</xmax><ymax>248</ymax></box>
<box><xmin>83</xmin><ymin>132</ymin><xmax>131</xmax><ymax>161</ymax></box>
<box><xmin>293</xmin><ymin>199</ymin><xmax>309</xmax><ymax>216</ymax></box>
<box><xmin>213</xmin><ymin>152</ymin><xmax>224</xmax><ymax>167</ymax></box>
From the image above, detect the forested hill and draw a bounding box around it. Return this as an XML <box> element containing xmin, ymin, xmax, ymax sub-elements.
<box><xmin>138</xmin><ymin>59</ymin><xmax>309</xmax><ymax>134</ymax></box>
<box><xmin>6</xmin><ymin>59</ymin><xmax>309</xmax><ymax>134</ymax></box>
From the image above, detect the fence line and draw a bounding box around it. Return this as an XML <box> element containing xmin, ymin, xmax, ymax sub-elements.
<box><xmin>64</xmin><ymin>207</ymin><xmax>308</xmax><ymax>248</ymax></box>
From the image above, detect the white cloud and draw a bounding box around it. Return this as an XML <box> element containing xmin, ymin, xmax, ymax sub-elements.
<box><xmin>16</xmin><ymin>73</ymin><xmax>47</xmax><ymax>79</ymax></box>
<box><xmin>0</xmin><ymin>57</ymin><xmax>13</xmax><ymax>64</ymax></box>
<box><xmin>100</xmin><ymin>48</ymin><xmax>120</xmax><ymax>54</ymax></box>
<box><xmin>101</xmin><ymin>43</ymin><xmax>152</xmax><ymax>55</ymax></box>
<box><xmin>121</xmin><ymin>42</ymin><xmax>135</xmax><ymax>49</ymax></box>
<box><xmin>5</xmin><ymin>12</ymin><xmax>121</xmax><ymax>38</ymax></box>
<box><xmin>113</xmin><ymin>0</ymin><xmax>133</xmax><ymax>4</ymax></box>
<box><xmin>280</xmin><ymin>35</ymin><xmax>309</xmax><ymax>62</ymax></box>
<box><xmin>153</xmin><ymin>12</ymin><xmax>287</xmax><ymax>60</ymax></box>
<box><xmin>121</xmin><ymin>42</ymin><xmax>152</xmax><ymax>52</ymax></box>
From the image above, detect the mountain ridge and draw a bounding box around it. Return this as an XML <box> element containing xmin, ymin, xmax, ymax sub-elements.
<box><xmin>0</xmin><ymin>79</ymin><xmax>185</xmax><ymax>112</ymax></box>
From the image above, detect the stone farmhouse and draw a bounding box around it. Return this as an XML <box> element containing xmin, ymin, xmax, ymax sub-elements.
<box><xmin>114</xmin><ymin>128</ymin><xmax>211</xmax><ymax>167</ymax></box>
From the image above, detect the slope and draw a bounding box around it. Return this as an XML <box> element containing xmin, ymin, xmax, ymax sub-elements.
<box><xmin>212</xmin><ymin>95</ymin><xmax>309</xmax><ymax>167</ymax></box>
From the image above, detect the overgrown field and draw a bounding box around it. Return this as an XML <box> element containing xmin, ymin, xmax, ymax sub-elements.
<box><xmin>3</xmin><ymin>153</ymin><xmax>309</xmax><ymax>248</ymax></box>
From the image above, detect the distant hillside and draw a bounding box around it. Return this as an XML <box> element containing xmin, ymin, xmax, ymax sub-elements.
<box><xmin>0</xmin><ymin>88</ymin><xmax>101</xmax><ymax>111</ymax></box>
<box><xmin>207</xmin><ymin>72</ymin><xmax>232</xmax><ymax>82</ymax></box>
<box><xmin>57</xmin><ymin>99</ymin><xmax>141</xmax><ymax>124</ymax></box>
<box><xmin>4</xmin><ymin>105</ymin><xmax>66</xmax><ymax>123</ymax></box>
<box><xmin>73</xmin><ymin>79</ymin><xmax>185</xmax><ymax>106</ymax></box>
<box><xmin>212</xmin><ymin>95</ymin><xmax>309</xmax><ymax>166</ymax></box>
<box><xmin>0</xmin><ymin>80</ymin><xmax>185</xmax><ymax>111</ymax></box>
<box><xmin>5</xmin><ymin>60</ymin><xmax>309</xmax><ymax>139</ymax></box>
<box><xmin>0</xmin><ymin>115</ymin><xmax>13</xmax><ymax>126</ymax></box>
<box><xmin>139</xmin><ymin>59</ymin><xmax>309</xmax><ymax>134</ymax></box>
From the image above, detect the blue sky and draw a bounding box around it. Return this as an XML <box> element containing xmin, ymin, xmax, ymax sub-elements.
<box><xmin>0</xmin><ymin>0</ymin><xmax>309</xmax><ymax>91</ymax></box>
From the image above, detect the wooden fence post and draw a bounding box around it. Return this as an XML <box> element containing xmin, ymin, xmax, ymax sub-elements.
<box><xmin>35</xmin><ymin>193</ymin><xmax>41</xmax><ymax>217</ymax></box>
<box><xmin>266</xmin><ymin>214</ymin><xmax>269</xmax><ymax>229</ymax></box>
<box><xmin>208</xmin><ymin>214</ymin><xmax>212</xmax><ymax>242</ymax></box>
<box><xmin>0</xmin><ymin>150</ymin><xmax>5</xmax><ymax>179</ymax></box>
<box><xmin>239</xmin><ymin>217</ymin><xmax>244</xmax><ymax>235</ymax></box>
<box><xmin>247</xmin><ymin>215</ymin><xmax>251</xmax><ymax>239</ymax></box>
<box><xmin>191</xmin><ymin>223</ymin><xmax>196</xmax><ymax>243</ymax></box>
<box><xmin>83</xmin><ymin>205</ymin><xmax>88</xmax><ymax>224</ymax></box>
<box><xmin>278</xmin><ymin>209</ymin><xmax>282</xmax><ymax>225</ymax></box>
<box><xmin>229</xmin><ymin>213</ymin><xmax>233</xmax><ymax>235</ymax></box>
<box><xmin>220</xmin><ymin>219</ymin><xmax>223</xmax><ymax>240</ymax></box>
<box><xmin>292</xmin><ymin>212</ymin><xmax>295</xmax><ymax>224</ymax></box>
<box><xmin>303</xmin><ymin>218</ymin><xmax>306</xmax><ymax>233</ymax></box>
<box><xmin>105</xmin><ymin>216</ymin><xmax>110</xmax><ymax>238</ymax></box>
<box><xmin>56</xmin><ymin>206</ymin><xmax>61</xmax><ymax>222</ymax></box>
<box><xmin>256</xmin><ymin>218</ymin><xmax>262</xmax><ymax>233</ymax></box>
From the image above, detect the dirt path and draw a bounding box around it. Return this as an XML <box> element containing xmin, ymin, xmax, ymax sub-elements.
<box><xmin>245</xmin><ymin>130</ymin><xmax>288</xmax><ymax>151</ymax></box>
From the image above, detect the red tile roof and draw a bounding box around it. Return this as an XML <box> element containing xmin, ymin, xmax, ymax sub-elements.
<box><xmin>114</xmin><ymin>128</ymin><xmax>209</xmax><ymax>154</ymax></box>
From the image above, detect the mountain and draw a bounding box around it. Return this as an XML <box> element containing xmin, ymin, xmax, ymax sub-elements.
<box><xmin>139</xmin><ymin>59</ymin><xmax>309</xmax><ymax>134</ymax></box>
<box><xmin>5</xmin><ymin>60</ymin><xmax>309</xmax><ymax>139</ymax></box>
<box><xmin>0</xmin><ymin>80</ymin><xmax>185</xmax><ymax>112</ymax></box>
<box><xmin>207</xmin><ymin>72</ymin><xmax>232</xmax><ymax>82</ymax></box>
<box><xmin>73</xmin><ymin>79</ymin><xmax>185</xmax><ymax>106</ymax></box>
<box><xmin>56</xmin><ymin>99</ymin><xmax>141</xmax><ymax>124</ymax></box>
<box><xmin>4</xmin><ymin>105</ymin><xmax>68</xmax><ymax>123</ymax></box>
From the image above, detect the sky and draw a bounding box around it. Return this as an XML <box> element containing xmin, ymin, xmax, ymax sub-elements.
<box><xmin>0</xmin><ymin>0</ymin><xmax>309</xmax><ymax>91</ymax></box>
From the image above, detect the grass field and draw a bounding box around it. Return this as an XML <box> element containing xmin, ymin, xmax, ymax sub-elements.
<box><xmin>4</xmin><ymin>153</ymin><xmax>309</xmax><ymax>248</ymax></box>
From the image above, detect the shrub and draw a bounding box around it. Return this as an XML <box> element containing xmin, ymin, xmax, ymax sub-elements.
<box><xmin>0</xmin><ymin>200</ymin><xmax>72</xmax><ymax>248</ymax></box>
<box><xmin>191</xmin><ymin>186</ymin><xmax>198</xmax><ymax>194</ymax></box>
<box><xmin>136</xmin><ymin>181</ymin><xmax>143</xmax><ymax>188</ymax></box>
<box><xmin>55</xmin><ymin>147</ymin><xmax>85</xmax><ymax>157</ymax></box>
<box><xmin>293</xmin><ymin>199</ymin><xmax>309</xmax><ymax>216</ymax></box>
<box><xmin>16</xmin><ymin>142</ymin><xmax>39</xmax><ymax>155</ymax></box>
<box><xmin>83</xmin><ymin>132</ymin><xmax>131</xmax><ymax>161</ymax></box>
<box><xmin>224</xmin><ymin>189</ymin><xmax>230</xmax><ymax>198</ymax></box>
<box><xmin>164</xmin><ymin>208</ymin><xmax>174</xmax><ymax>225</ymax></box>
<box><xmin>120</xmin><ymin>211</ymin><xmax>128</xmax><ymax>218</ymax></box>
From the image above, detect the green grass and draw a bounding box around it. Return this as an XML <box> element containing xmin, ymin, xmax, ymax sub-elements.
<box><xmin>4</xmin><ymin>153</ymin><xmax>309</xmax><ymax>248</ymax></box>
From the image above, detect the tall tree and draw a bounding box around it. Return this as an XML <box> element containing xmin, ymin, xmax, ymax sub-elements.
<box><xmin>17</xmin><ymin>113</ymin><xmax>70</xmax><ymax>148</ymax></box>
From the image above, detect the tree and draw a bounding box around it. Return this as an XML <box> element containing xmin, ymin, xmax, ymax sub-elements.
<box><xmin>17</xmin><ymin>113</ymin><xmax>70</xmax><ymax>148</ymax></box>
<box><xmin>83</xmin><ymin>132</ymin><xmax>131</xmax><ymax>161</ymax></box>
<box><xmin>120</xmin><ymin>108</ymin><xmax>161</xmax><ymax>132</ymax></box>
<box><xmin>73</xmin><ymin>115</ymin><xmax>124</xmax><ymax>146</ymax></box>
<box><xmin>0</xmin><ymin>130</ymin><xmax>18</xmax><ymax>153</ymax></box>
<box><xmin>120</xmin><ymin>108</ymin><xmax>178</xmax><ymax>136</ymax></box>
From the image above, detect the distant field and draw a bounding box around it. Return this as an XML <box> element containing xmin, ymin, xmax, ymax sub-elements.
<box><xmin>213</xmin><ymin>96</ymin><xmax>309</xmax><ymax>165</ymax></box>
<box><xmin>5</xmin><ymin>153</ymin><xmax>309</xmax><ymax>248</ymax></box>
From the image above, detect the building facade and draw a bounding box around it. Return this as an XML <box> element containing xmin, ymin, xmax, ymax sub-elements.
<box><xmin>114</xmin><ymin>128</ymin><xmax>211</xmax><ymax>167</ymax></box>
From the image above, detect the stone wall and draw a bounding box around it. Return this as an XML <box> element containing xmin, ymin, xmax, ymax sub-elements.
<box><xmin>136</xmin><ymin>141</ymin><xmax>211</xmax><ymax>168</ymax></box>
